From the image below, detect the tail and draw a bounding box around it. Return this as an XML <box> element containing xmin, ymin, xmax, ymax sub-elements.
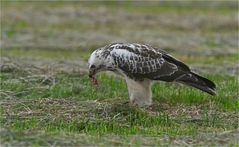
<box><xmin>176</xmin><ymin>72</ymin><xmax>216</xmax><ymax>96</ymax></box>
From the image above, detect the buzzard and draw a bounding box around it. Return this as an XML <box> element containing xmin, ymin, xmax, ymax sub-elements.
<box><xmin>88</xmin><ymin>43</ymin><xmax>216</xmax><ymax>107</ymax></box>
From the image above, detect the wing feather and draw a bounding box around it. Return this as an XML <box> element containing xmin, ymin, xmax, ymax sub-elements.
<box><xmin>109</xmin><ymin>43</ymin><xmax>179</xmax><ymax>80</ymax></box>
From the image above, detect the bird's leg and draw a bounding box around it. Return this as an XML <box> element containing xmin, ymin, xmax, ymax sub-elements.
<box><xmin>125</xmin><ymin>78</ymin><xmax>152</xmax><ymax>107</ymax></box>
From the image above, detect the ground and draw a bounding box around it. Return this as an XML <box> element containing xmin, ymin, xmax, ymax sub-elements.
<box><xmin>0</xmin><ymin>1</ymin><xmax>239</xmax><ymax>146</ymax></box>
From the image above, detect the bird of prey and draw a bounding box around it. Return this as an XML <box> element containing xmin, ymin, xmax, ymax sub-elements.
<box><xmin>88</xmin><ymin>43</ymin><xmax>216</xmax><ymax>107</ymax></box>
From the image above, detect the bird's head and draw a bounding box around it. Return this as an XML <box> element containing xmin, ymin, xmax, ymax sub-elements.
<box><xmin>88</xmin><ymin>49</ymin><xmax>106</xmax><ymax>78</ymax></box>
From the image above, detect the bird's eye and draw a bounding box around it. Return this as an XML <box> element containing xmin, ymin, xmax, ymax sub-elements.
<box><xmin>90</xmin><ymin>65</ymin><xmax>96</xmax><ymax>69</ymax></box>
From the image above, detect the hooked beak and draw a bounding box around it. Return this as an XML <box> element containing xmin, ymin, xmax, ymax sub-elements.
<box><xmin>88</xmin><ymin>69</ymin><xmax>96</xmax><ymax>78</ymax></box>
<box><xmin>88</xmin><ymin>65</ymin><xmax>105</xmax><ymax>78</ymax></box>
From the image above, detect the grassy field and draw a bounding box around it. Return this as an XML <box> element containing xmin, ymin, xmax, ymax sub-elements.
<box><xmin>1</xmin><ymin>1</ymin><xmax>239</xmax><ymax>146</ymax></box>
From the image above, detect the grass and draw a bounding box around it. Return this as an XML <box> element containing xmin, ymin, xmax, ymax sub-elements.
<box><xmin>1</xmin><ymin>48</ymin><xmax>92</xmax><ymax>61</ymax></box>
<box><xmin>1</xmin><ymin>70</ymin><xmax>238</xmax><ymax>145</ymax></box>
<box><xmin>1</xmin><ymin>73</ymin><xmax>239</xmax><ymax>142</ymax></box>
<box><xmin>1</xmin><ymin>61</ymin><xmax>238</xmax><ymax>145</ymax></box>
<box><xmin>1</xmin><ymin>1</ymin><xmax>238</xmax><ymax>146</ymax></box>
<box><xmin>3</xmin><ymin>1</ymin><xmax>237</xmax><ymax>15</ymax></box>
<box><xmin>2</xmin><ymin>48</ymin><xmax>238</xmax><ymax>64</ymax></box>
<box><xmin>1</xmin><ymin>72</ymin><xmax>238</xmax><ymax>110</ymax></box>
